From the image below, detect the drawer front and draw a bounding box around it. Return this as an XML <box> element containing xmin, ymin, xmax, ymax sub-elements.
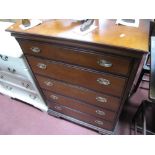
<box><xmin>18</xmin><ymin>39</ymin><xmax>131</xmax><ymax>76</ymax></box>
<box><xmin>0</xmin><ymin>54</ymin><xmax>29</xmax><ymax>77</ymax></box>
<box><xmin>36</xmin><ymin>75</ymin><xmax>121</xmax><ymax>111</ymax></box>
<box><xmin>0</xmin><ymin>71</ymin><xmax>34</xmax><ymax>91</ymax></box>
<box><xmin>0</xmin><ymin>65</ymin><xmax>29</xmax><ymax>78</ymax></box>
<box><xmin>48</xmin><ymin>101</ymin><xmax>114</xmax><ymax>130</ymax></box>
<box><xmin>0</xmin><ymin>80</ymin><xmax>47</xmax><ymax>111</ymax></box>
<box><xmin>0</xmin><ymin>54</ymin><xmax>25</xmax><ymax>68</ymax></box>
<box><xmin>44</xmin><ymin>90</ymin><xmax>116</xmax><ymax>122</ymax></box>
<box><xmin>0</xmin><ymin>81</ymin><xmax>38</xmax><ymax>101</ymax></box>
<box><xmin>27</xmin><ymin>56</ymin><xmax>126</xmax><ymax>97</ymax></box>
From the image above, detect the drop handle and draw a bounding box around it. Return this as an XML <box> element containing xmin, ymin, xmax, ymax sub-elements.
<box><xmin>8</xmin><ymin>67</ymin><xmax>16</xmax><ymax>73</ymax></box>
<box><xmin>96</xmin><ymin>97</ymin><xmax>107</xmax><ymax>103</ymax></box>
<box><xmin>30</xmin><ymin>47</ymin><xmax>41</xmax><ymax>53</ymax></box>
<box><xmin>0</xmin><ymin>55</ymin><xmax>8</xmax><ymax>61</ymax></box>
<box><xmin>97</xmin><ymin>78</ymin><xmax>110</xmax><ymax>85</ymax></box>
<box><xmin>22</xmin><ymin>82</ymin><xmax>30</xmax><ymax>88</ymax></box>
<box><xmin>96</xmin><ymin>110</ymin><xmax>106</xmax><ymax>116</ymax></box>
<box><xmin>44</xmin><ymin>81</ymin><xmax>53</xmax><ymax>86</ymax></box>
<box><xmin>5</xmin><ymin>86</ymin><xmax>12</xmax><ymax>90</ymax></box>
<box><xmin>50</xmin><ymin>95</ymin><xmax>58</xmax><ymax>100</ymax></box>
<box><xmin>97</xmin><ymin>59</ymin><xmax>112</xmax><ymax>67</ymax></box>
<box><xmin>37</xmin><ymin>63</ymin><xmax>47</xmax><ymax>69</ymax></box>
<box><xmin>95</xmin><ymin>120</ymin><xmax>104</xmax><ymax>125</ymax></box>
<box><xmin>54</xmin><ymin>106</ymin><xmax>62</xmax><ymax>111</ymax></box>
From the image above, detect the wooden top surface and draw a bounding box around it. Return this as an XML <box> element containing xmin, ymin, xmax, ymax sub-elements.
<box><xmin>7</xmin><ymin>19</ymin><xmax>150</xmax><ymax>53</ymax></box>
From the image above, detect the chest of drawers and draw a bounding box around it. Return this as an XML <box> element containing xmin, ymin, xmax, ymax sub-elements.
<box><xmin>7</xmin><ymin>19</ymin><xmax>150</xmax><ymax>134</ymax></box>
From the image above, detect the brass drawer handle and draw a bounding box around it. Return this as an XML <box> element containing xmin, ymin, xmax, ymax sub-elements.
<box><xmin>44</xmin><ymin>81</ymin><xmax>53</xmax><ymax>86</ymax></box>
<box><xmin>50</xmin><ymin>94</ymin><xmax>58</xmax><ymax>100</ymax></box>
<box><xmin>37</xmin><ymin>63</ymin><xmax>47</xmax><ymax>69</ymax></box>
<box><xmin>54</xmin><ymin>106</ymin><xmax>62</xmax><ymax>111</ymax></box>
<box><xmin>97</xmin><ymin>59</ymin><xmax>112</xmax><ymax>68</ymax></box>
<box><xmin>30</xmin><ymin>47</ymin><xmax>41</xmax><ymax>53</ymax></box>
<box><xmin>96</xmin><ymin>96</ymin><xmax>107</xmax><ymax>103</ymax></box>
<box><xmin>97</xmin><ymin>78</ymin><xmax>110</xmax><ymax>85</ymax></box>
<box><xmin>95</xmin><ymin>120</ymin><xmax>104</xmax><ymax>125</ymax></box>
<box><xmin>96</xmin><ymin>110</ymin><xmax>106</xmax><ymax>116</ymax></box>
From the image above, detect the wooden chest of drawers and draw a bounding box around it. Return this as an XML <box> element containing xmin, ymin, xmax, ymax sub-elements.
<box><xmin>7</xmin><ymin>19</ymin><xmax>150</xmax><ymax>134</ymax></box>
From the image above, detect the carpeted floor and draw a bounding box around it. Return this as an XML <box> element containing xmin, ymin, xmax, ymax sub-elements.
<box><xmin>0</xmin><ymin>78</ymin><xmax>149</xmax><ymax>135</ymax></box>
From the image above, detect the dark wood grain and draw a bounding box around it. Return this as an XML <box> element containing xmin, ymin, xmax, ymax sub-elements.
<box><xmin>27</xmin><ymin>55</ymin><xmax>126</xmax><ymax>97</ymax></box>
<box><xmin>7</xmin><ymin>19</ymin><xmax>150</xmax><ymax>134</ymax></box>
<box><xmin>36</xmin><ymin>74</ymin><xmax>121</xmax><ymax>111</ymax></box>
<box><xmin>44</xmin><ymin>89</ymin><xmax>116</xmax><ymax>122</ymax></box>
<box><xmin>47</xmin><ymin>101</ymin><xmax>114</xmax><ymax>130</ymax></box>
<box><xmin>17</xmin><ymin>39</ymin><xmax>132</xmax><ymax>76</ymax></box>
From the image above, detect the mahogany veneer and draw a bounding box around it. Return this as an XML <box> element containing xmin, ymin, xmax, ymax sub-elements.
<box><xmin>7</xmin><ymin>19</ymin><xmax>150</xmax><ymax>134</ymax></box>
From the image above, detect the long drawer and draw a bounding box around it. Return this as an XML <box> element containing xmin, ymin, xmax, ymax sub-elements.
<box><xmin>18</xmin><ymin>39</ymin><xmax>131</xmax><ymax>76</ymax></box>
<box><xmin>36</xmin><ymin>74</ymin><xmax>121</xmax><ymax>111</ymax></box>
<box><xmin>27</xmin><ymin>56</ymin><xmax>126</xmax><ymax>97</ymax></box>
<box><xmin>0</xmin><ymin>81</ymin><xmax>38</xmax><ymax>102</ymax></box>
<box><xmin>48</xmin><ymin>101</ymin><xmax>114</xmax><ymax>130</ymax></box>
<box><xmin>44</xmin><ymin>89</ymin><xmax>116</xmax><ymax>122</ymax></box>
<box><xmin>0</xmin><ymin>80</ymin><xmax>48</xmax><ymax>111</ymax></box>
<box><xmin>0</xmin><ymin>70</ymin><xmax>34</xmax><ymax>91</ymax></box>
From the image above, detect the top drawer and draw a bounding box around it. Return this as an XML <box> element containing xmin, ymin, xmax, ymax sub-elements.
<box><xmin>18</xmin><ymin>39</ymin><xmax>132</xmax><ymax>76</ymax></box>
